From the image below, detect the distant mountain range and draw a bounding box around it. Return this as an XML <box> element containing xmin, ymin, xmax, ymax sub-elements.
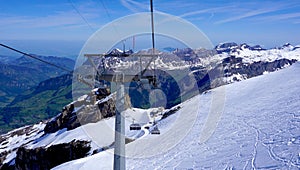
<box><xmin>0</xmin><ymin>55</ymin><xmax>18</xmax><ymax>64</ymax></box>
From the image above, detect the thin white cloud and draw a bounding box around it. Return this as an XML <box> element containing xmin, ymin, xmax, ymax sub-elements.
<box><xmin>156</xmin><ymin>0</ymin><xmax>197</xmax><ymax>9</ymax></box>
<box><xmin>257</xmin><ymin>12</ymin><xmax>300</xmax><ymax>21</ymax></box>
<box><xmin>0</xmin><ymin>12</ymin><xmax>85</xmax><ymax>28</ymax></box>
<box><xmin>179</xmin><ymin>6</ymin><xmax>234</xmax><ymax>18</ymax></box>
<box><xmin>214</xmin><ymin>1</ymin><xmax>300</xmax><ymax>24</ymax></box>
<box><xmin>215</xmin><ymin>7</ymin><xmax>280</xmax><ymax>24</ymax></box>
<box><xmin>0</xmin><ymin>2</ymin><xmax>102</xmax><ymax>29</ymax></box>
<box><xmin>185</xmin><ymin>17</ymin><xmax>206</xmax><ymax>21</ymax></box>
<box><xmin>120</xmin><ymin>0</ymin><xmax>148</xmax><ymax>13</ymax></box>
<box><xmin>180</xmin><ymin>9</ymin><xmax>215</xmax><ymax>18</ymax></box>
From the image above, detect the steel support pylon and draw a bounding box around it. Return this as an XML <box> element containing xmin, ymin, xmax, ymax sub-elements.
<box><xmin>113</xmin><ymin>80</ymin><xmax>126</xmax><ymax>170</ymax></box>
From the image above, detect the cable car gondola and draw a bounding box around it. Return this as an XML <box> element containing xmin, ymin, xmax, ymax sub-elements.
<box><xmin>150</xmin><ymin>125</ymin><xmax>160</xmax><ymax>135</ymax></box>
<box><xmin>129</xmin><ymin>123</ymin><xmax>141</xmax><ymax>130</ymax></box>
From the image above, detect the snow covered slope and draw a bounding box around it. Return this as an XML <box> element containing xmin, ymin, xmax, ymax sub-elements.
<box><xmin>54</xmin><ymin>63</ymin><xmax>300</xmax><ymax>169</ymax></box>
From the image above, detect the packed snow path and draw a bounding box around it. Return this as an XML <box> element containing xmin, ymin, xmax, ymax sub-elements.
<box><xmin>54</xmin><ymin>63</ymin><xmax>300</xmax><ymax>169</ymax></box>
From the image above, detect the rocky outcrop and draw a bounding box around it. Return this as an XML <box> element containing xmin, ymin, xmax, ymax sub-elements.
<box><xmin>161</xmin><ymin>106</ymin><xmax>181</xmax><ymax>119</ymax></box>
<box><xmin>215</xmin><ymin>42</ymin><xmax>238</xmax><ymax>53</ymax></box>
<box><xmin>44</xmin><ymin>88</ymin><xmax>115</xmax><ymax>133</ymax></box>
<box><xmin>192</xmin><ymin>57</ymin><xmax>297</xmax><ymax>94</ymax></box>
<box><xmin>14</xmin><ymin>140</ymin><xmax>90</xmax><ymax>170</ymax></box>
<box><xmin>222</xmin><ymin>56</ymin><xmax>297</xmax><ymax>80</ymax></box>
<box><xmin>215</xmin><ymin>42</ymin><xmax>266</xmax><ymax>54</ymax></box>
<box><xmin>0</xmin><ymin>151</ymin><xmax>9</xmax><ymax>169</ymax></box>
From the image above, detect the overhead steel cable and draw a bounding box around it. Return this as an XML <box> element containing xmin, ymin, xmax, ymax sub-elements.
<box><xmin>68</xmin><ymin>0</ymin><xmax>95</xmax><ymax>32</ymax></box>
<box><xmin>150</xmin><ymin>0</ymin><xmax>155</xmax><ymax>51</ymax></box>
<box><xmin>141</xmin><ymin>0</ymin><xmax>156</xmax><ymax>76</ymax></box>
<box><xmin>98</xmin><ymin>0</ymin><xmax>126</xmax><ymax>53</ymax></box>
<box><xmin>0</xmin><ymin>43</ymin><xmax>72</xmax><ymax>73</ymax></box>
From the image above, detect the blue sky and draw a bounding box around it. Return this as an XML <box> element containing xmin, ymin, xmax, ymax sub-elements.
<box><xmin>1</xmin><ymin>0</ymin><xmax>300</xmax><ymax>57</ymax></box>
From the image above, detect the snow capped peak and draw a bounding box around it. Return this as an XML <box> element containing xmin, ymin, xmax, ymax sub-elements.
<box><xmin>215</xmin><ymin>42</ymin><xmax>267</xmax><ymax>54</ymax></box>
<box><xmin>215</xmin><ymin>42</ymin><xmax>238</xmax><ymax>53</ymax></box>
<box><xmin>280</xmin><ymin>43</ymin><xmax>294</xmax><ymax>51</ymax></box>
<box><xmin>239</xmin><ymin>43</ymin><xmax>265</xmax><ymax>51</ymax></box>
<box><xmin>215</xmin><ymin>42</ymin><xmax>238</xmax><ymax>49</ymax></box>
<box><xmin>283</xmin><ymin>42</ymin><xmax>292</xmax><ymax>47</ymax></box>
<box><xmin>249</xmin><ymin>44</ymin><xmax>265</xmax><ymax>51</ymax></box>
<box><xmin>108</xmin><ymin>48</ymin><xmax>133</xmax><ymax>56</ymax></box>
<box><xmin>210</xmin><ymin>42</ymin><xmax>300</xmax><ymax>64</ymax></box>
<box><xmin>240</xmin><ymin>43</ymin><xmax>250</xmax><ymax>49</ymax></box>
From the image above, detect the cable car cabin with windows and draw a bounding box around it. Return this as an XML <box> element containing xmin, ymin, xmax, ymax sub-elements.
<box><xmin>150</xmin><ymin>125</ymin><xmax>160</xmax><ymax>135</ymax></box>
<box><xmin>129</xmin><ymin>123</ymin><xmax>141</xmax><ymax>130</ymax></box>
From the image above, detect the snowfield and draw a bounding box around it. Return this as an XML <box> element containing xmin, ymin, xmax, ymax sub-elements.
<box><xmin>53</xmin><ymin>62</ymin><xmax>300</xmax><ymax>169</ymax></box>
<box><xmin>232</xmin><ymin>44</ymin><xmax>300</xmax><ymax>64</ymax></box>
<box><xmin>213</xmin><ymin>43</ymin><xmax>300</xmax><ymax>65</ymax></box>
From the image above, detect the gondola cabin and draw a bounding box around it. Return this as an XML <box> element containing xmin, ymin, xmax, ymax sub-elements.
<box><xmin>129</xmin><ymin>123</ymin><xmax>141</xmax><ymax>130</ymax></box>
<box><xmin>150</xmin><ymin>125</ymin><xmax>160</xmax><ymax>135</ymax></box>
